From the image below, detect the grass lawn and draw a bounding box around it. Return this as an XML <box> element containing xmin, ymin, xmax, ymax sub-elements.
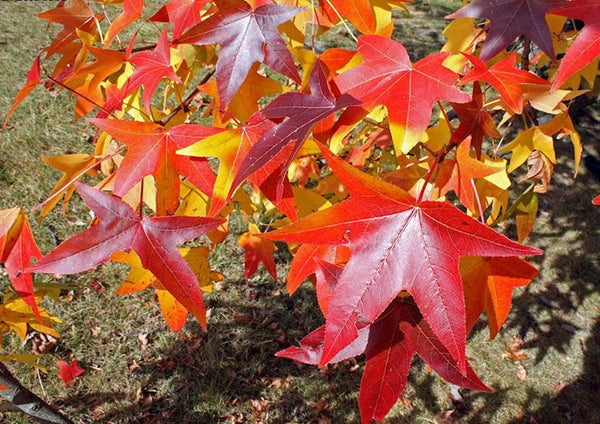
<box><xmin>1</xmin><ymin>1</ymin><xmax>600</xmax><ymax>423</ymax></box>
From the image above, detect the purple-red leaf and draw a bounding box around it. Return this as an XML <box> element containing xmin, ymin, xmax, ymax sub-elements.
<box><xmin>359</xmin><ymin>297</ymin><xmax>490</xmax><ymax>423</ymax></box>
<box><xmin>28</xmin><ymin>184</ymin><xmax>224</xmax><ymax>330</ymax></box>
<box><xmin>447</xmin><ymin>0</ymin><xmax>566</xmax><ymax>61</ymax></box>
<box><xmin>231</xmin><ymin>60</ymin><xmax>360</xmax><ymax>200</ymax></box>
<box><xmin>175</xmin><ymin>0</ymin><xmax>302</xmax><ymax>107</ymax></box>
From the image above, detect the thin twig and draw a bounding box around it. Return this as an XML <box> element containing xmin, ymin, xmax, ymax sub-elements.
<box><xmin>417</xmin><ymin>148</ymin><xmax>444</xmax><ymax>203</ymax></box>
<box><xmin>45</xmin><ymin>75</ymin><xmax>117</xmax><ymax>119</ymax></box>
<box><xmin>158</xmin><ymin>69</ymin><xmax>215</xmax><ymax>126</ymax></box>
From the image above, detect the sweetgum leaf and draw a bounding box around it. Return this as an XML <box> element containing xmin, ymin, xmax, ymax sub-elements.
<box><xmin>334</xmin><ymin>35</ymin><xmax>470</xmax><ymax>154</ymax></box>
<box><xmin>359</xmin><ymin>297</ymin><xmax>490</xmax><ymax>423</ymax></box>
<box><xmin>0</xmin><ymin>210</ymin><xmax>43</xmax><ymax>321</ymax></box>
<box><xmin>460</xmin><ymin>53</ymin><xmax>550</xmax><ymax>114</ymax></box>
<box><xmin>150</xmin><ymin>0</ymin><xmax>208</xmax><ymax>40</ymax></box>
<box><xmin>231</xmin><ymin>60</ymin><xmax>359</xmax><ymax>200</ymax></box>
<box><xmin>28</xmin><ymin>184</ymin><xmax>224</xmax><ymax>330</ymax></box>
<box><xmin>447</xmin><ymin>0</ymin><xmax>566</xmax><ymax>61</ymax></box>
<box><xmin>89</xmin><ymin>118</ymin><xmax>221</xmax><ymax>215</ymax></box>
<box><xmin>461</xmin><ymin>256</ymin><xmax>538</xmax><ymax>339</ymax></box>
<box><xmin>175</xmin><ymin>0</ymin><xmax>302</xmax><ymax>107</ymax></box>
<box><xmin>550</xmin><ymin>0</ymin><xmax>600</xmax><ymax>89</ymax></box>
<box><xmin>265</xmin><ymin>145</ymin><xmax>542</xmax><ymax>372</ymax></box>
<box><xmin>56</xmin><ymin>360</ymin><xmax>84</xmax><ymax>385</ymax></box>
<box><xmin>127</xmin><ymin>30</ymin><xmax>182</xmax><ymax>114</ymax></box>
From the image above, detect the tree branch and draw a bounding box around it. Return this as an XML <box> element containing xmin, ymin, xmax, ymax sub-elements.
<box><xmin>0</xmin><ymin>363</ymin><xmax>73</xmax><ymax>424</ymax></box>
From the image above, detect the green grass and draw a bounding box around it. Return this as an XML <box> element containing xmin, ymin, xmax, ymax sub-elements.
<box><xmin>1</xmin><ymin>1</ymin><xmax>600</xmax><ymax>423</ymax></box>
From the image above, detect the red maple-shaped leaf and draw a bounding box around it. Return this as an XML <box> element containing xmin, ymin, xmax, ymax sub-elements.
<box><xmin>450</xmin><ymin>82</ymin><xmax>500</xmax><ymax>156</ymax></box>
<box><xmin>28</xmin><ymin>184</ymin><xmax>224</xmax><ymax>329</ymax></box>
<box><xmin>0</xmin><ymin>209</ymin><xmax>43</xmax><ymax>320</ymax></box>
<box><xmin>56</xmin><ymin>359</ymin><xmax>85</xmax><ymax>385</ymax></box>
<box><xmin>127</xmin><ymin>30</ymin><xmax>182</xmax><ymax>114</ymax></box>
<box><xmin>265</xmin><ymin>145</ymin><xmax>542</xmax><ymax>371</ymax></box>
<box><xmin>231</xmin><ymin>60</ymin><xmax>360</xmax><ymax>199</ymax></box>
<box><xmin>3</xmin><ymin>56</ymin><xmax>41</xmax><ymax>129</ymax></box>
<box><xmin>460</xmin><ymin>53</ymin><xmax>550</xmax><ymax>114</ymax></box>
<box><xmin>175</xmin><ymin>0</ymin><xmax>302</xmax><ymax>107</ymax></box>
<box><xmin>359</xmin><ymin>297</ymin><xmax>490</xmax><ymax>423</ymax></box>
<box><xmin>447</xmin><ymin>0</ymin><xmax>566</xmax><ymax>61</ymax></box>
<box><xmin>550</xmin><ymin>0</ymin><xmax>600</xmax><ymax>89</ymax></box>
<box><xmin>89</xmin><ymin>118</ymin><xmax>221</xmax><ymax>215</ymax></box>
<box><xmin>150</xmin><ymin>0</ymin><xmax>209</xmax><ymax>40</ymax></box>
<box><xmin>238</xmin><ymin>223</ymin><xmax>278</xmax><ymax>280</ymax></box>
<box><xmin>334</xmin><ymin>35</ymin><xmax>470</xmax><ymax>154</ymax></box>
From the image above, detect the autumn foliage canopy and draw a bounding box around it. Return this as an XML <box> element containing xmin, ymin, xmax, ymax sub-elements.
<box><xmin>1</xmin><ymin>0</ymin><xmax>599</xmax><ymax>421</ymax></box>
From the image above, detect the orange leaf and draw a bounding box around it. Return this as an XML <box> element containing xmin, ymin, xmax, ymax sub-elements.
<box><xmin>238</xmin><ymin>223</ymin><xmax>277</xmax><ymax>280</ymax></box>
<box><xmin>461</xmin><ymin>256</ymin><xmax>538</xmax><ymax>339</ymax></box>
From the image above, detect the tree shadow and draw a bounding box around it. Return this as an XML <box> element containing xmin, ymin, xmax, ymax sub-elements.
<box><xmin>509</xmin><ymin>318</ymin><xmax>600</xmax><ymax>423</ymax></box>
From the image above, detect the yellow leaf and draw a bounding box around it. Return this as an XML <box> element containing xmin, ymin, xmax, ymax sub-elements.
<box><xmin>112</xmin><ymin>247</ymin><xmax>222</xmax><ymax>331</ymax></box>
<box><xmin>0</xmin><ymin>354</ymin><xmax>45</xmax><ymax>371</ymax></box>
<box><xmin>442</xmin><ymin>18</ymin><xmax>485</xmax><ymax>72</ymax></box>
<box><xmin>500</xmin><ymin>127</ymin><xmax>555</xmax><ymax>173</ymax></box>
<box><xmin>40</xmin><ymin>154</ymin><xmax>98</xmax><ymax>221</ymax></box>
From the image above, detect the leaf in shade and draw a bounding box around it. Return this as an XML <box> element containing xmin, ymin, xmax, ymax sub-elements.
<box><xmin>450</xmin><ymin>82</ymin><xmax>500</xmax><ymax>156</ymax></box>
<box><xmin>238</xmin><ymin>223</ymin><xmax>278</xmax><ymax>280</ymax></box>
<box><xmin>447</xmin><ymin>0</ymin><xmax>566</xmax><ymax>61</ymax></box>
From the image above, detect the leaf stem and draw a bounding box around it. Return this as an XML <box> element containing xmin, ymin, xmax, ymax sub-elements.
<box><xmin>417</xmin><ymin>148</ymin><xmax>444</xmax><ymax>203</ymax></box>
<box><xmin>158</xmin><ymin>69</ymin><xmax>215</xmax><ymax>127</ymax></box>
<box><xmin>45</xmin><ymin>75</ymin><xmax>117</xmax><ymax>119</ymax></box>
<box><xmin>471</xmin><ymin>178</ymin><xmax>486</xmax><ymax>223</ymax></box>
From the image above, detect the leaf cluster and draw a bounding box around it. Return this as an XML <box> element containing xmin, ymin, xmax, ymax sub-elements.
<box><xmin>1</xmin><ymin>0</ymin><xmax>599</xmax><ymax>421</ymax></box>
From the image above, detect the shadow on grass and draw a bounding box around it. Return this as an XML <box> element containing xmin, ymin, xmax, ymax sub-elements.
<box><xmin>457</xmin><ymin>109</ymin><xmax>600</xmax><ymax>422</ymax></box>
<box><xmin>511</xmin><ymin>319</ymin><xmax>600</xmax><ymax>423</ymax></box>
<box><xmin>51</xmin><ymin>115</ymin><xmax>600</xmax><ymax>424</ymax></box>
